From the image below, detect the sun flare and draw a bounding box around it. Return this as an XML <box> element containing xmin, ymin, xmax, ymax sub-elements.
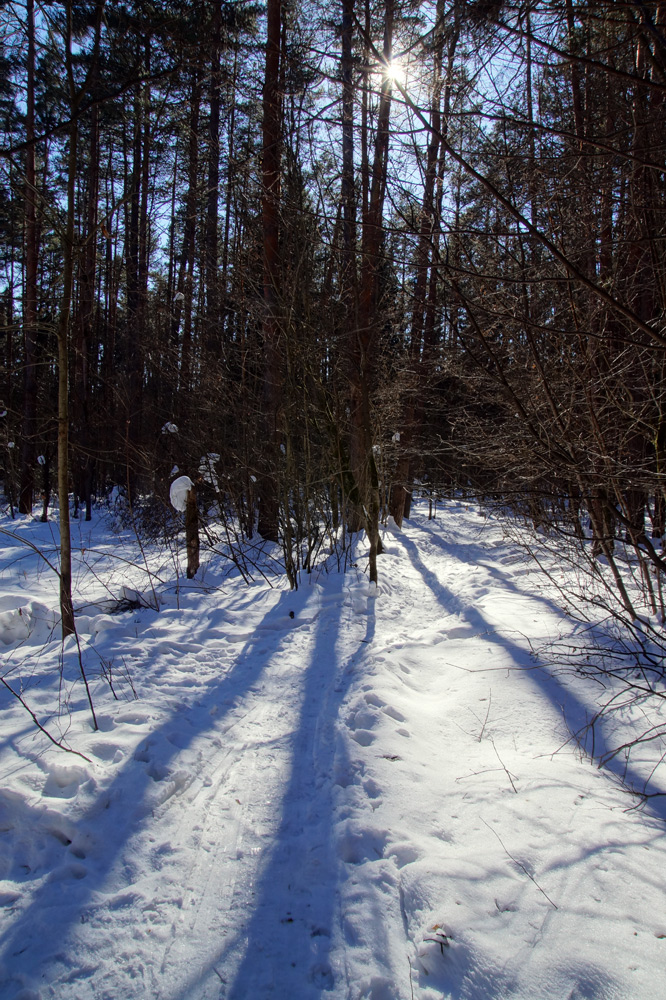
<box><xmin>385</xmin><ymin>59</ymin><xmax>406</xmax><ymax>86</ymax></box>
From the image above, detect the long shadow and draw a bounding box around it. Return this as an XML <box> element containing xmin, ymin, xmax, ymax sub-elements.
<box><xmin>0</xmin><ymin>585</ymin><xmax>300</xmax><ymax>995</ymax></box>
<box><xmin>210</xmin><ymin>578</ymin><xmax>377</xmax><ymax>999</ymax></box>
<box><xmin>399</xmin><ymin>526</ymin><xmax>666</xmax><ymax>827</ymax></box>
<box><xmin>412</xmin><ymin>514</ymin><xmax>570</xmax><ymax>622</ymax></box>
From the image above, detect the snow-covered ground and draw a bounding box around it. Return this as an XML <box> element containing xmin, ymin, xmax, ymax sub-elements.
<box><xmin>0</xmin><ymin>500</ymin><xmax>665</xmax><ymax>1000</ymax></box>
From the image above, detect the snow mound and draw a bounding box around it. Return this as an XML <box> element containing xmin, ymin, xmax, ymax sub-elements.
<box><xmin>0</xmin><ymin>601</ymin><xmax>58</xmax><ymax>646</ymax></box>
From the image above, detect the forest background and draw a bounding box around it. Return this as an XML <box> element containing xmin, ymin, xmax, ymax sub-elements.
<box><xmin>1</xmin><ymin>0</ymin><xmax>666</xmax><ymax>645</ymax></box>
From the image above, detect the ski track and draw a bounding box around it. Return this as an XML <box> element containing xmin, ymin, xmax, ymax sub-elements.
<box><xmin>1</xmin><ymin>504</ymin><xmax>665</xmax><ymax>999</ymax></box>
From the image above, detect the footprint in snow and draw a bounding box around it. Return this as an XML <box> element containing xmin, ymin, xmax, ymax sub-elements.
<box><xmin>363</xmin><ymin>777</ymin><xmax>382</xmax><ymax>800</ymax></box>
<box><xmin>154</xmin><ymin>640</ymin><xmax>204</xmax><ymax>655</ymax></box>
<box><xmin>443</xmin><ymin>625</ymin><xmax>475</xmax><ymax>639</ymax></box>
<box><xmin>356</xmin><ymin>974</ymin><xmax>395</xmax><ymax>1000</ymax></box>
<box><xmin>333</xmin><ymin>758</ymin><xmax>364</xmax><ymax>788</ymax></box>
<box><xmin>43</xmin><ymin>818</ymin><xmax>90</xmax><ymax>866</ymax></box>
<box><xmin>364</xmin><ymin>692</ymin><xmax>408</xmax><ymax>723</ymax></box>
<box><xmin>382</xmin><ymin>704</ymin><xmax>406</xmax><ymax>722</ymax></box>
<box><xmin>47</xmin><ymin>862</ymin><xmax>87</xmax><ymax>882</ymax></box>
<box><xmin>165</xmin><ymin>730</ymin><xmax>190</xmax><ymax>750</ymax></box>
<box><xmin>337</xmin><ymin>822</ymin><xmax>387</xmax><ymax>864</ymax></box>
<box><xmin>90</xmin><ymin>742</ymin><xmax>124</xmax><ymax>764</ymax></box>
<box><xmin>310</xmin><ymin>963</ymin><xmax>334</xmax><ymax>989</ymax></box>
<box><xmin>42</xmin><ymin>764</ymin><xmax>90</xmax><ymax>800</ymax></box>
<box><xmin>134</xmin><ymin>741</ymin><xmax>171</xmax><ymax>782</ymax></box>
<box><xmin>349</xmin><ymin>708</ymin><xmax>379</xmax><ymax>731</ymax></box>
<box><xmin>351</xmin><ymin>729</ymin><xmax>376</xmax><ymax>747</ymax></box>
<box><xmin>387</xmin><ymin>841</ymin><xmax>420</xmax><ymax>868</ymax></box>
<box><xmin>92</xmin><ymin>714</ymin><xmax>115</xmax><ymax>732</ymax></box>
<box><xmin>348</xmin><ymin>706</ymin><xmax>379</xmax><ymax>746</ymax></box>
<box><xmin>114</xmin><ymin>711</ymin><xmax>149</xmax><ymax>726</ymax></box>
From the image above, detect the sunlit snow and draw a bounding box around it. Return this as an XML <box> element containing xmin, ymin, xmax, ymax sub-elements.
<box><xmin>0</xmin><ymin>501</ymin><xmax>664</xmax><ymax>999</ymax></box>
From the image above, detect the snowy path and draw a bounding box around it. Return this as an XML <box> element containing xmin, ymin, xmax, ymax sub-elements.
<box><xmin>1</xmin><ymin>503</ymin><xmax>665</xmax><ymax>999</ymax></box>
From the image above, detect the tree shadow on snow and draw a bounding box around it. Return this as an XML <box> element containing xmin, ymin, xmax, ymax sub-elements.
<box><xmin>412</xmin><ymin>514</ymin><xmax>569</xmax><ymax>622</ymax></box>
<box><xmin>397</xmin><ymin>525</ymin><xmax>666</xmax><ymax>1000</ymax></box>
<box><xmin>0</xmin><ymin>581</ymin><xmax>360</xmax><ymax>998</ymax></box>
<box><xmin>399</xmin><ymin>525</ymin><xmax>666</xmax><ymax>824</ymax></box>
<box><xmin>216</xmin><ymin>578</ymin><xmax>376</xmax><ymax>999</ymax></box>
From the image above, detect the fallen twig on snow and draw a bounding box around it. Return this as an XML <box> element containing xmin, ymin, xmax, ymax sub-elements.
<box><xmin>1</xmin><ymin>676</ymin><xmax>91</xmax><ymax>762</ymax></box>
<box><xmin>482</xmin><ymin>818</ymin><xmax>558</xmax><ymax>909</ymax></box>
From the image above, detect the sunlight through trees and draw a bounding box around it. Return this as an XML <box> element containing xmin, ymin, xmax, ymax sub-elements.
<box><xmin>0</xmin><ymin>0</ymin><xmax>664</xmax><ymax>629</ymax></box>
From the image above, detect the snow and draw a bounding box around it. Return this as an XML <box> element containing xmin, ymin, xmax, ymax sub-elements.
<box><xmin>0</xmin><ymin>501</ymin><xmax>665</xmax><ymax>999</ymax></box>
<box><xmin>169</xmin><ymin>475</ymin><xmax>193</xmax><ymax>512</ymax></box>
<box><xmin>199</xmin><ymin>455</ymin><xmax>221</xmax><ymax>492</ymax></box>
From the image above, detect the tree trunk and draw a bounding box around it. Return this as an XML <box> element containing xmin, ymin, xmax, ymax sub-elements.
<box><xmin>174</xmin><ymin>71</ymin><xmax>201</xmax><ymax>395</ymax></box>
<box><xmin>257</xmin><ymin>0</ymin><xmax>282</xmax><ymax>543</ymax></box>
<box><xmin>205</xmin><ymin>2</ymin><xmax>222</xmax><ymax>356</ymax></box>
<box><xmin>351</xmin><ymin>0</ymin><xmax>394</xmax><ymax>583</ymax></box>
<box><xmin>73</xmin><ymin>96</ymin><xmax>100</xmax><ymax>522</ymax></box>
<box><xmin>19</xmin><ymin>0</ymin><xmax>38</xmax><ymax>516</ymax></box>
<box><xmin>341</xmin><ymin>0</ymin><xmax>357</xmax><ymax>301</ymax></box>
<box><xmin>390</xmin><ymin>0</ymin><xmax>452</xmax><ymax>527</ymax></box>
<box><xmin>186</xmin><ymin>486</ymin><xmax>200</xmax><ymax>578</ymax></box>
<box><xmin>57</xmin><ymin>0</ymin><xmax>103</xmax><ymax>637</ymax></box>
<box><xmin>57</xmin><ymin>78</ymin><xmax>79</xmax><ymax>639</ymax></box>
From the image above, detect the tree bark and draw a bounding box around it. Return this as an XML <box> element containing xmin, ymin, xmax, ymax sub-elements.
<box><xmin>390</xmin><ymin>0</ymin><xmax>454</xmax><ymax>527</ymax></box>
<box><xmin>186</xmin><ymin>486</ymin><xmax>200</xmax><ymax>578</ymax></box>
<box><xmin>57</xmin><ymin>0</ymin><xmax>104</xmax><ymax>636</ymax></box>
<box><xmin>341</xmin><ymin>0</ymin><xmax>357</xmax><ymax>302</ymax></box>
<box><xmin>257</xmin><ymin>0</ymin><xmax>282</xmax><ymax>543</ymax></box>
<box><xmin>73</xmin><ymin>95</ymin><xmax>100</xmax><ymax>522</ymax></box>
<box><xmin>173</xmin><ymin>70</ymin><xmax>201</xmax><ymax>395</ymax></box>
<box><xmin>19</xmin><ymin>0</ymin><xmax>38</xmax><ymax>516</ymax></box>
<box><xmin>57</xmin><ymin>27</ymin><xmax>80</xmax><ymax>639</ymax></box>
<box><xmin>350</xmin><ymin>0</ymin><xmax>394</xmax><ymax>583</ymax></box>
<box><xmin>205</xmin><ymin>1</ymin><xmax>222</xmax><ymax>356</ymax></box>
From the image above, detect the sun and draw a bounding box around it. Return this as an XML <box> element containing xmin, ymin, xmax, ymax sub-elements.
<box><xmin>384</xmin><ymin>59</ymin><xmax>406</xmax><ymax>86</ymax></box>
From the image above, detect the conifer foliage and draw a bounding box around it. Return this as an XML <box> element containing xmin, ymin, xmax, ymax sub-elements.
<box><xmin>0</xmin><ymin>1</ymin><xmax>665</xmax><ymax>625</ymax></box>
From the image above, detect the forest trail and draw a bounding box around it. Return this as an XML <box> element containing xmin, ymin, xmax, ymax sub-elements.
<box><xmin>0</xmin><ymin>503</ymin><xmax>665</xmax><ymax>1000</ymax></box>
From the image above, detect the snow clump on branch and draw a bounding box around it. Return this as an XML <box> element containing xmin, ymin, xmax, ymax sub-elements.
<box><xmin>170</xmin><ymin>476</ymin><xmax>194</xmax><ymax>512</ymax></box>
